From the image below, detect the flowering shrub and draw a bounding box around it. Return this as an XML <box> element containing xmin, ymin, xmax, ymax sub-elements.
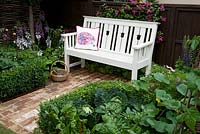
<box><xmin>96</xmin><ymin>0</ymin><xmax>166</xmax><ymax>43</ymax></box>
<box><xmin>0</xmin><ymin>12</ymin><xmax>64</xmax><ymax>50</ymax></box>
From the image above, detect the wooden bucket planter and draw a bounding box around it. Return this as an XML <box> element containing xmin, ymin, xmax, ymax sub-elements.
<box><xmin>50</xmin><ymin>60</ymin><xmax>69</xmax><ymax>82</ymax></box>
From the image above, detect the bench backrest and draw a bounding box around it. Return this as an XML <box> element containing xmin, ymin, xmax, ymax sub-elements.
<box><xmin>83</xmin><ymin>16</ymin><xmax>159</xmax><ymax>55</ymax></box>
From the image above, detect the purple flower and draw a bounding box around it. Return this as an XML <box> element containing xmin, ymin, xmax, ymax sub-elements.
<box><xmin>2</xmin><ymin>33</ymin><xmax>10</xmax><ymax>41</ymax></box>
<box><xmin>125</xmin><ymin>4</ymin><xmax>129</xmax><ymax>10</ymax></box>
<box><xmin>132</xmin><ymin>9</ymin><xmax>137</xmax><ymax>15</ymax></box>
<box><xmin>129</xmin><ymin>0</ymin><xmax>136</xmax><ymax>4</ymax></box>
<box><xmin>147</xmin><ymin>9</ymin><xmax>152</xmax><ymax>15</ymax></box>
<box><xmin>160</xmin><ymin>4</ymin><xmax>165</xmax><ymax>11</ymax></box>
<box><xmin>146</xmin><ymin>14</ymin><xmax>152</xmax><ymax>21</ymax></box>
<box><xmin>16</xmin><ymin>26</ymin><xmax>24</xmax><ymax>37</ymax></box>
<box><xmin>156</xmin><ymin>35</ymin><xmax>164</xmax><ymax>43</ymax></box>
<box><xmin>161</xmin><ymin>17</ymin><xmax>167</xmax><ymax>22</ymax></box>
<box><xmin>35</xmin><ymin>20</ymin><xmax>44</xmax><ymax>38</ymax></box>
<box><xmin>144</xmin><ymin>1</ymin><xmax>151</xmax><ymax>7</ymax></box>
<box><xmin>137</xmin><ymin>4</ymin><xmax>145</xmax><ymax>10</ymax></box>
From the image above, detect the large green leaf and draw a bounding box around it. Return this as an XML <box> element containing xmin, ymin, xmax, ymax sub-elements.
<box><xmin>132</xmin><ymin>80</ymin><xmax>149</xmax><ymax>91</ymax></box>
<box><xmin>166</xmin><ymin>111</ymin><xmax>177</xmax><ymax>124</ymax></box>
<box><xmin>176</xmin><ymin>83</ymin><xmax>188</xmax><ymax>96</ymax></box>
<box><xmin>153</xmin><ymin>73</ymin><xmax>170</xmax><ymax>84</ymax></box>
<box><xmin>186</xmin><ymin>72</ymin><xmax>197</xmax><ymax>85</ymax></box>
<box><xmin>156</xmin><ymin>89</ymin><xmax>172</xmax><ymax>100</ymax></box>
<box><xmin>191</xmin><ymin>38</ymin><xmax>199</xmax><ymax>51</ymax></box>
<box><xmin>195</xmin><ymin>79</ymin><xmax>200</xmax><ymax>90</ymax></box>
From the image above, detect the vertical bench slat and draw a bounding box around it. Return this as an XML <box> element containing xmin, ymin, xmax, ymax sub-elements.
<box><xmin>111</xmin><ymin>25</ymin><xmax>117</xmax><ymax>51</ymax></box>
<box><xmin>114</xmin><ymin>25</ymin><xmax>124</xmax><ymax>52</ymax></box>
<box><xmin>101</xmin><ymin>23</ymin><xmax>109</xmax><ymax>49</ymax></box>
<box><xmin>105</xmin><ymin>24</ymin><xmax>114</xmax><ymax>50</ymax></box>
<box><xmin>91</xmin><ymin>22</ymin><xmax>96</xmax><ymax>28</ymax></box>
<box><xmin>72</xmin><ymin>35</ymin><xmax>75</xmax><ymax>47</ymax></box>
<box><xmin>120</xmin><ymin>25</ymin><xmax>129</xmax><ymax>53</ymax></box>
<box><xmin>126</xmin><ymin>26</ymin><xmax>133</xmax><ymax>54</ymax></box>
<box><xmin>138</xmin><ymin>27</ymin><xmax>146</xmax><ymax>44</ymax></box>
<box><xmin>97</xmin><ymin>23</ymin><xmax>103</xmax><ymax>48</ymax></box>
<box><xmin>131</xmin><ymin>26</ymin><xmax>140</xmax><ymax>53</ymax></box>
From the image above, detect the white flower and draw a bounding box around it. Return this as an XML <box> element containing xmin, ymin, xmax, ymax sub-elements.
<box><xmin>46</xmin><ymin>36</ymin><xmax>51</xmax><ymax>48</ymax></box>
<box><xmin>35</xmin><ymin>32</ymin><xmax>41</xmax><ymax>41</ymax></box>
<box><xmin>37</xmin><ymin>50</ymin><xmax>43</xmax><ymax>56</ymax></box>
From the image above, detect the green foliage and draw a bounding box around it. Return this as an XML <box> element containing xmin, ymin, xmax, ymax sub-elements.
<box><xmin>185</xmin><ymin>35</ymin><xmax>200</xmax><ymax>51</ymax></box>
<box><xmin>0</xmin><ymin>57</ymin><xmax>48</xmax><ymax>100</ymax></box>
<box><xmin>0</xmin><ymin>47</ymin><xmax>49</xmax><ymax>100</ymax></box>
<box><xmin>0</xmin><ymin>123</ymin><xmax>15</xmax><ymax>134</ymax></box>
<box><xmin>38</xmin><ymin>81</ymin><xmax>156</xmax><ymax>134</ymax></box>
<box><xmin>48</xmin><ymin>26</ymin><xmax>64</xmax><ymax>49</ymax></box>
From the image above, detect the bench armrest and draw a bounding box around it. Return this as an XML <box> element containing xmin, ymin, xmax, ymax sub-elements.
<box><xmin>61</xmin><ymin>32</ymin><xmax>77</xmax><ymax>48</ymax></box>
<box><xmin>132</xmin><ymin>41</ymin><xmax>154</xmax><ymax>64</ymax></box>
<box><xmin>132</xmin><ymin>41</ymin><xmax>153</xmax><ymax>50</ymax></box>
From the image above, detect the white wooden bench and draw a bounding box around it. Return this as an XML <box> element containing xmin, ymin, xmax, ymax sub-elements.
<box><xmin>62</xmin><ymin>16</ymin><xmax>159</xmax><ymax>80</ymax></box>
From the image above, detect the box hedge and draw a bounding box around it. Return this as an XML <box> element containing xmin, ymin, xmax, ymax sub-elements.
<box><xmin>0</xmin><ymin>57</ymin><xmax>49</xmax><ymax>100</ymax></box>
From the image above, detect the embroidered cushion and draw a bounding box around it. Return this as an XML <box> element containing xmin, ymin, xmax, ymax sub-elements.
<box><xmin>75</xmin><ymin>26</ymin><xmax>99</xmax><ymax>50</ymax></box>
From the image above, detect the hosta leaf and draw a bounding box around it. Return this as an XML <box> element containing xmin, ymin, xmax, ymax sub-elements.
<box><xmin>176</xmin><ymin>83</ymin><xmax>188</xmax><ymax>96</ymax></box>
<box><xmin>132</xmin><ymin>80</ymin><xmax>149</xmax><ymax>91</ymax></box>
<box><xmin>150</xmin><ymin>120</ymin><xmax>175</xmax><ymax>133</ymax></box>
<box><xmin>186</xmin><ymin>72</ymin><xmax>197</xmax><ymax>84</ymax></box>
<box><xmin>153</xmin><ymin>73</ymin><xmax>170</xmax><ymax>84</ymax></box>
<box><xmin>159</xmin><ymin>99</ymin><xmax>181</xmax><ymax>110</ymax></box>
<box><xmin>142</xmin><ymin>103</ymin><xmax>159</xmax><ymax>117</ymax></box>
<box><xmin>166</xmin><ymin>111</ymin><xmax>177</xmax><ymax>124</ymax></box>
<box><xmin>191</xmin><ymin>39</ymin><xmax>199</xmax><ymax>51</ymax></box>
<box><xmin>156</xmin><ymin>89</ymin><xmax>172</xmax><ymax>101</ymax></box>
<box><xmin>153</xmin><ymin>121</ymin><xmax>166</xmax><ymax>133</ymax></box>
<box><xmin>195</xmin><ymin>79</ymin><xmax>200</xmax><ymax>90</ymax></box>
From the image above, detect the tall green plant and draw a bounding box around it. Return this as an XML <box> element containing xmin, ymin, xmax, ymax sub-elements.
<box><xmin>186</xmin><ymin>35</ymin><xmax>200</xmax><ymax>68</ymax></box>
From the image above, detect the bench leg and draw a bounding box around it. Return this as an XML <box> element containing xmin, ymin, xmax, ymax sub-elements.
<box><xmin>81</xmin><ymin>59</ymin><xmax>85</xmax><ymax>68</ymax></box>
<box><xmin>131</xmin><ymin>69</ymin><xmax>138</xmax><ymax>80</ymax></box>
<box><xmin>66</xmin><ymin>55</ymin><xmax>70</xmax><ymax>72</ymax></box>
<box><xmin>145</xmin><ymin>64</ymin><xmax>151</xmax><ymax>76</ymax></box>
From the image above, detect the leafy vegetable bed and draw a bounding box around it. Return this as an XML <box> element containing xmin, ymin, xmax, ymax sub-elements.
<box><xmin>38</xmin><ymin>65</ymin><xmax>200</xmax><ymax>134</ymax></box>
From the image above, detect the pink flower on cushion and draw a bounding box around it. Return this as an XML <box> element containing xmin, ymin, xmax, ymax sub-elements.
<box><xmin>78</xmin><ymin>32</ymin><xmax>95</xmax><ymax>45</ymax></box>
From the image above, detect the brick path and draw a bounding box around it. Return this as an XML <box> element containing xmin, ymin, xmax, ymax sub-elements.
<box><xmin>0</xmin><ymin>68</ymin><xmax>126</xmax><ymax>134</ymax></box>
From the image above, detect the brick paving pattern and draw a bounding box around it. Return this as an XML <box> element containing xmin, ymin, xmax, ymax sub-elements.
<box><xmin>0</xmin><ymin>68</ymin><xmax>126</xmax><ymax>134</ymax></box>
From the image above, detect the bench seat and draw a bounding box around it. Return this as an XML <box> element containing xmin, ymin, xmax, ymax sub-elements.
<box><xmin>66</xmin><ymin>48</ymin><xmax>133</xmax><ymax>70</ymax></box>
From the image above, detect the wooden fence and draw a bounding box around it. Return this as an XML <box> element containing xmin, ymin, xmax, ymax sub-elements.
<box><xmin>0</xmin><ymin>0</ymin><xmax>40</xmax><ymax>28</ymax></box>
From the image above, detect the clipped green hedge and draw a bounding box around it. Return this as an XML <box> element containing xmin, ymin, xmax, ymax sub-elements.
<box><xmin>38</xmin><ymin>81</ymin><xmax>154</xmax><ymax>134</ymax></box>
<box><xmin>0</xmin><ymin>57</ymin><xmax>48</xmax><ymax>100</ymax></box>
